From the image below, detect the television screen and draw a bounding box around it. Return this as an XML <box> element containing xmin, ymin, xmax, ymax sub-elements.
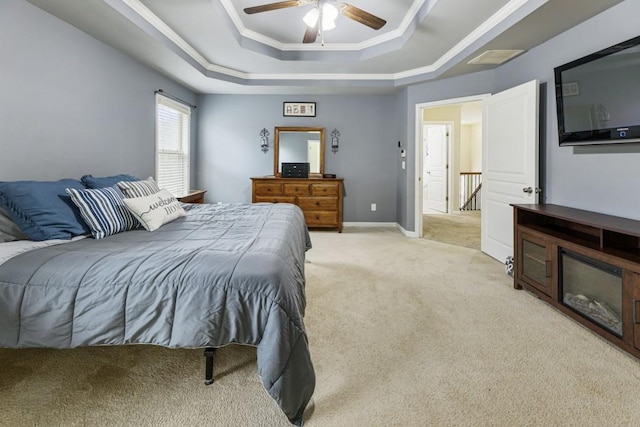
<box><xmin>554</xmin><ymin>36</ymin><xmax>640</xmax><ymax>146</ymax></box>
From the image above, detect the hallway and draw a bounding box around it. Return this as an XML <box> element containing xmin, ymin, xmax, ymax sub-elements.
<box><xmin>422</xmin><ymin>211</ymin><xmax>481</xmax><ymax>250</ymax></box>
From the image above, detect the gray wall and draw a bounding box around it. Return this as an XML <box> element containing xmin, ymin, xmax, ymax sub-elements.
<box><xmin>396</xmin><ymin>0</ymin><xmax>640</xmax><ymax>230</ymax></box>
<box><xmin>197</xmin><ymin>94</ymin><xmax>399</xmax><ymax>222</ymax></box>
<box><xmin>493</xmin><ymin>0</ymin><xmax>640</xmax><ymax>220</ymax></box>
<box><xmin>0</xmin><ymin>0</ymin><xmax>197</xmax><ymax>182</ymax></box>
<box><xmin>7</xmin><ymin>0</ymin><xmax>640</xmax><ymax>226</ymax></box>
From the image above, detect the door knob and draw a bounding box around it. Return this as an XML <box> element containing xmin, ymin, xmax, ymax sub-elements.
<box><xmin>523</xmin><ymin>187</ymin><xmax>533</xmax><ymax>194</ymax></box>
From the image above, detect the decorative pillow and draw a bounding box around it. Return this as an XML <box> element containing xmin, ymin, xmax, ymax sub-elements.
<box><xmin>117</xmin><ymin>177</ymin><xmax>162</xmax><ymax>198</ymax></box>
<box><xmin>81</xmin><ymin>174</ymin><xmax>139</xmax><ymax>189</ymax></box>
<box><xmin>0</xmin><ymin>206</ymin><xmax>27</xmax><ymax>242</ymax></box>
<box><xmin>123</xmin><ymin>189</ymin><xmax>185</xmax><ymax>232</ymax></box>
<box><xmin>66</xmin><ymin>186</ymin><xmax>139</xmax><ymax>239</ymax></box>
<box><xmin>0</xmin><ymin>179</ymin><xmax>90</xmax><ymax>241</ymax></box>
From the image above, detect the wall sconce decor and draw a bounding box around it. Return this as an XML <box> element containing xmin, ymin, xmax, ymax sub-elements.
<box><xmin>260</xmin><ymin>128</ymin><xmax>270</xmax><ymax>153</ymax></box>
<box><xmin>331</xmin><ymin>128</ymin><xmax>340</xmax><ymax>153</ymax></box>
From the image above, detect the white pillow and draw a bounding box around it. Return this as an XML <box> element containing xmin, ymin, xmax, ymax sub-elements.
<box><xmin>123</xmin><ymin>189</ymin><xmax>186</xmax><ymax>231</ymax></box>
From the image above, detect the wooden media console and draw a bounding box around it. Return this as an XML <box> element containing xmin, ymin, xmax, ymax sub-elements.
<box><xmin>513</xmin><ymin>204</ymin><xmax>640</xmax><ymax>359</ymax></box>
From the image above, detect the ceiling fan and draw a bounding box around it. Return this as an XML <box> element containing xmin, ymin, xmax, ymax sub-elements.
<box><xmin>243</xmin><ymin>0</ymin><xmax>387</xmax><ymax>44</ymax></box>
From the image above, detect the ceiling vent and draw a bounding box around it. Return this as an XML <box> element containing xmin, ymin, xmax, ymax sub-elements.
<box><xmin>468</xmin><ymin>49</ymin><xmax>525</xmax><ymax>65</ymax></box>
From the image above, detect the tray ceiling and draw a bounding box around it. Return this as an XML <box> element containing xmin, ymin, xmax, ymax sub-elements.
<box><xmin>26</xmin><ymin>0</ymin><xmax>624</xmax><ymax>94</ymax></box>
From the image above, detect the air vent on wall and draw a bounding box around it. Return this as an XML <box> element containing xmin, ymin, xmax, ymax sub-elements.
<box><xmin>468</xmin><ymin>49</ymin><xmax>525</xmax><ymax>65</ymax></box>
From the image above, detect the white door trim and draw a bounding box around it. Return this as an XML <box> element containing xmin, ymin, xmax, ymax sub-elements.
<box><xmin>414</xmin><ymin>94</ymin><xmax>491</xmax><ymax>238</ymax></box>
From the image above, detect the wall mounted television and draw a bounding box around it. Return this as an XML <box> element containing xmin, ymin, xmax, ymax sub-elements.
<box><xmin>554</xmin><ymin>35</ymin><xmax>640</xmax><ymax>146</ymax></box>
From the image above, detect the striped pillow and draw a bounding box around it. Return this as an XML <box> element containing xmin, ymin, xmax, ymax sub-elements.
<box><xmin>66</xmin><ymin>186</ymin><xmax>139</xmax><ymax>239</ymax></box>
<box><xmin>117</xmin><ymin>177</ymin><xmax>161</xmax><ymax>198</ymax></box>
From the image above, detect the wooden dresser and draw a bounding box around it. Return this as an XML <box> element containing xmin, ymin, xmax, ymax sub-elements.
<box><xmin>251</xmin><ymin>177</ymin><xmax>344</xmax><ymax>232</ymax></box>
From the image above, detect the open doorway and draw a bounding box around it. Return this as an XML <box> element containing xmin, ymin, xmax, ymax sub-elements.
<box><xmin>417</xmin><ymin>96</ymin><xmax>487</xmax><ymax>250</ymax></box>
<box><xmin>414</xmin><ymin>82</ymin><xmax>539</xmax><ymax>260</ymax></box>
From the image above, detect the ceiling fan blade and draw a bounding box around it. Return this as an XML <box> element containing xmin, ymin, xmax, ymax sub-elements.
<box><xmin>244</xmin><ymin>1</ymin><xmax>303</xmax><ymax>14</ymax></box>
<box><xmin>341</xmin><ymin>4</ymin><xmax>386</xmax><ymax>30</ymax></box>
<box><xmin>303</xmin><ymin>22</ymin><xmax>318</xmax><ymax>43</ymax></box>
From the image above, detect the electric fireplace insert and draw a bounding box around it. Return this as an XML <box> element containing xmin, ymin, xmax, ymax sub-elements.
<box><xmin>560</xmin><ymin>249</ymin><xmax>623</xmax><ymax>337</ymax></box>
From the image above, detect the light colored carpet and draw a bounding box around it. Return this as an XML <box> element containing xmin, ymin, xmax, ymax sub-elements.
<box><xmin>423</xmin><ymin>211</ymin><xmax>481</xmax><ymax>250</ymax></box>
<box><xmin>3</xmin><ymin>228</ymin><xmax>640</xmax><ymax>426</ymax></box>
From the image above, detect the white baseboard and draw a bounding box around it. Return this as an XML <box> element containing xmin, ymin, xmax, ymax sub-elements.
<box><xmin>343</xmin><ymin>222</ymin><xmax>397</xmax><ymax>228</ymax></box>
<box><xmin>342</xmin><ymin>222</ymin><xmax>419</xmax><ymax>238</ymax></box>
<box><xmin>396</xmin><ymin>223</ymin><xmax>419</xmax><ymax>238</ymax></box>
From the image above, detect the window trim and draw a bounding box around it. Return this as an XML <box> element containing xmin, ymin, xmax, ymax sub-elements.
<box><xmin>155</xmin><ymin>94</ymin><xmax>191</xmax><ymax>197</ymax></box>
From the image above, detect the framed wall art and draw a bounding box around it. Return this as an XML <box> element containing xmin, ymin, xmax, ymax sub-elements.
<box><xmin>283</xmin><ymin>102</ymin><xmax>316</xmax><ymax>117</ymax></box>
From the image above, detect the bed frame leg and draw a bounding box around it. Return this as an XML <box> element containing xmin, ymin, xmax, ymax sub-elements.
<box><xmin>204</xmin><ymin>347</ymin><xmax>216</xmax><ymax>385</ymax></box>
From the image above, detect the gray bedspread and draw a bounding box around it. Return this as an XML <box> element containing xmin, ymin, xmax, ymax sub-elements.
<box><xmin>0</xmin><ymin>203</ymin><xmax>314</xmax><ymax>425</ymax></box>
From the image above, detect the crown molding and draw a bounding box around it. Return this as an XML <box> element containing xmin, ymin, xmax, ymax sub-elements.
<box><xmin>117</xmin><ymin>0</ymin><xmax>544</xmax><ymax>86</ymax></box>
<box><xmin>395</xmin><ymin>0</ymin><xmax>537</xmax><ymax>80</ymax></box>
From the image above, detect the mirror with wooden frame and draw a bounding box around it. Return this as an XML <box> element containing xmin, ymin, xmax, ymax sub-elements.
<box><xmin>273</xmin><ymin>127</ymin><xmax>325</xmax><ymax>178</ymax></box>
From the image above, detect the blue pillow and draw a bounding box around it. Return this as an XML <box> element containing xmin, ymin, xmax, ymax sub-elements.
<box><xmin>0</xmin><ymin>179</ymin><xmax>91</xmax><ymax>241</ymax></box>
<box><xmin>66</xmin><ymin>186</ymin><xmax>139</xmax><ymax>239</ymax></box>
<box><xmin>81</xmin><ymin>174</ymin><xmax>139</xmax><ymax>189</ymax></box>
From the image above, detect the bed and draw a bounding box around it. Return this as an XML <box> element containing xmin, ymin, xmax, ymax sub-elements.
<box><xmin>0</xmin><ymin>201</ymin><xmax>315</xmax><ymax>426</ymax></box>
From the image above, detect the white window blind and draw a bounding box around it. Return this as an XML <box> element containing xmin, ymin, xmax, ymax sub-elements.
<box><xmin>156</xmin><ymin>94</ymin><xmax>191</xmax><ymax>197</ymax></box>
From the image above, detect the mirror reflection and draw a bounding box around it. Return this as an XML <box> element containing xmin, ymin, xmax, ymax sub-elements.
<box><xmin>274</xmin><ymin>127</ymin><xmax>325</xmax><ymax>177</ymax></box>
<box><xmin>279</xmin><ymin>132</ymin><xmax>321</xmax><ymax>173</ymax></box>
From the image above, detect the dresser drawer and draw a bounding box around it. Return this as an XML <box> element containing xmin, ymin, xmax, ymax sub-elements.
<box><xmin>251</xmin><ymin>177</ymin><xmax>343</xmax><ymax>232</ymax></box>
<box><xmin>311</xmin><ymin>183</ymin><xmax>339</xmax><ymax>196</ymax></box>
<box><xmin>254</xmin><ymin>196</ymin><xmax>295</xmax><ymax>204</ymax></box>
<box><xmin>297</xmin><ymin>197</ymin><xmax>338</xmax><ymax>211</ymax></box>
<box><xmin>304</xmin><ymin>211</ymin><xmax>338</xmax><ymax>227</ymax></box>
<box><xmin>254</xmin><ymin>183</ymin><xmax>283</xmax><ymax>196</ymax></box>
<box><xmin>283</xmin><ymin>183</ymin><xmax>311</xmax><ymax>196</ymax></box>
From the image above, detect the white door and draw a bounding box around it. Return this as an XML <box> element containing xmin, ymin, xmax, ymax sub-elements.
<box><xmin>423</xmin><ymin>124</ymin><xmax>448</xmax><ymax>213</ymax></box>
<box><xmin>481</xmin><ymin>80</ymin><xmax>539</xmax><ymax>262</ymax></box>
<box><xmin>307</xmin><ymin>140</ymin><xmax>320</xmax><ymax>172</ymax></box>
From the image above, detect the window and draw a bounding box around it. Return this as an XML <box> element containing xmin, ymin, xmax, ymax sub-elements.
<box><xmin>156</xmin><ymin>94</ymin><xmax>191</xmax><ymax>197</ymax></box>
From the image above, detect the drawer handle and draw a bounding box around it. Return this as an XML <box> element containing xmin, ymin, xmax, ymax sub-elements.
<box><xmin>545</xmin><ymin>260</ymin><xmax>552</xmax><ymax>278</ymax></box>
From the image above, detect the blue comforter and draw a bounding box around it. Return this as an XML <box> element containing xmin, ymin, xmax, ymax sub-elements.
<box><xmin>0</xmin><ymin>203</ymin><xmax>314</xmax><ymax>425</ymax></box>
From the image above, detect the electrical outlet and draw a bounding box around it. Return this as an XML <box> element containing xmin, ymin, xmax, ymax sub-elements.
<box><xmin>371</xmin><ymin>203</ymin><xmax>377</xmax><ymax>212</ymax></box>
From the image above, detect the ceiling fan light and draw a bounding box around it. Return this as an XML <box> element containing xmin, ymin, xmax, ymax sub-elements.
<box><xmin>321</xmin><ymin>3</ymin><xmax>337</xmax><ymax>30</ymax></box>
<box><xmin>303</xmin><ymin>8</ymin><xmax>319</xmax><ymax>28</ymax></box>
<box><xmin>322</xmin><ymin>17</ymin><xmax>336</xmax><ymax>31</ymax></box>
<box><xmin>322</xmin><ymin>3</ymin><xmax>339</xmax><ymax>21</ymax></box>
